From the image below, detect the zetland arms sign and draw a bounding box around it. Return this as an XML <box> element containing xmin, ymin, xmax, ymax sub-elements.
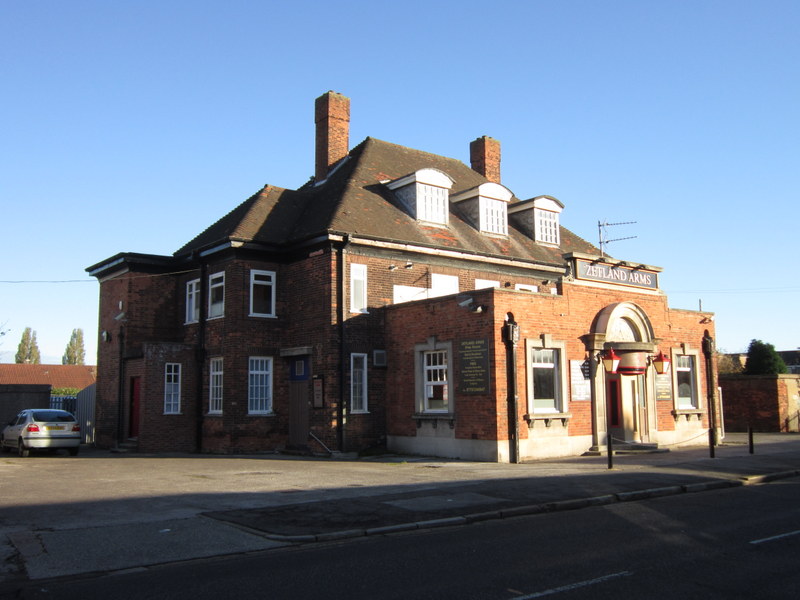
<box><xmin>576</xmin><ymin>259</ymin><xmax>659</xmax><ymax>290</ymax></box>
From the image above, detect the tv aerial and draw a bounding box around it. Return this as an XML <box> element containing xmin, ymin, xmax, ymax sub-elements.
<box><xmin>598</xmin><ymin>220</ymin><xmax>637</xmax><ymax>257</ymax></box>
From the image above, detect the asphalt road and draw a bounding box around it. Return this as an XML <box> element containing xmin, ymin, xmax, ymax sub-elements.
<box><xmin>12</xmin><ymin>478</ymin><xmax>800</xmax><ymax>599</ymax></box>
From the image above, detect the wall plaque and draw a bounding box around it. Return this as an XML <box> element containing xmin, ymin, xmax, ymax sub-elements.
<box><xmin>655</xmin><ymin>373</ymin><xmax>672</xmax><ymax>401</ymax></box>
<box><xmin>458</xmin><ymin>339</ymin><xmax>490</xmax><ymax>394</ymax></box>
<box><xmin>570</xmin><ymin>360</ymin><xmax>592</xmax><ymax>401</ymax></box>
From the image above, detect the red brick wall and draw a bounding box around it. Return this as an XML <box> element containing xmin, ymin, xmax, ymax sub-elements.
<box><xmin>386</xmin><ymin>281</ymin><xmax>715</xmax><ymax>447</ymax></box>
<box><xmin>720</xmin><ymin>375</ymin><xmax>800</xmax><ymax>432</ymax></box>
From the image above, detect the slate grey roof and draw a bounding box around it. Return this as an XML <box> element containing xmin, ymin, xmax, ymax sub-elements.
<box><xmin>174</xmin><ymin>137</ymin><xmax>599</xmax><ymax>265</ymax></box>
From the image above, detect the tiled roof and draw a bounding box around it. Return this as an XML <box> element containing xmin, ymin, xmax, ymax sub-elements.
<box><xmin>0</xmin><ymin>364</ymin><xmax>97</xmax><ymax>390</ymax></box>
<box><xmin>174</xmin><ymin>136</ymin><xmax>599</xmax><ymax>264</ymax></box>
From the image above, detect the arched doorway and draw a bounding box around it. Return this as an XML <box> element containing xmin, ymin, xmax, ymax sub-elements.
<box><xmin>588</xmin><ymin>303</ymin><xmax>658</xmax><ymax>446</ymax></box>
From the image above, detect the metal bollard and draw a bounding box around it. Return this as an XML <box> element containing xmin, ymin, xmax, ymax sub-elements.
<box><xmin>748</xmin><ymin>426</ymin><xmax>754</xmax><ymax>454</ymax></box>
<box><xmin>607</xmin><ymin>434</ymin><xmax>614</xmax><ymax>470</ymax></box>
<box><xmin>709</xmin><ymin>428</ymin><xmax>715</xmax><ymax>458</ymax></box>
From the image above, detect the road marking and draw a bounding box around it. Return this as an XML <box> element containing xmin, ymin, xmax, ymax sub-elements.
<box><xmin>749</xmin><ymin>529</ymin><xmax>800</xmax><ymax>545</ymax></box>
<box><xmin>510</xmin><ymin>571</ymin><xmax>633</xmax><ymax>599</ymax></box>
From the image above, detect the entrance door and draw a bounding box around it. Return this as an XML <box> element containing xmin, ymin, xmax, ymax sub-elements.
<box><xmin>129</xmin><ymin>377</ymin><xmax>141</xmax><ymax>438</ymax></box>
<box><xmin>288</xmin><ymin>357</ymin><xmax>310</xmax><ymax>449</ymax></box>
<box><xmin>607</xmin><ymin>374</ymin><xmax>648</xmax><ymax>443</ymax></box>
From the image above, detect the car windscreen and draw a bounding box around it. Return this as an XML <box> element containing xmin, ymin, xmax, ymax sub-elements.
<box><xmin>31</xmin><ymin>411</ymin><xmax>75</xmax><ymax>423</ymax></box>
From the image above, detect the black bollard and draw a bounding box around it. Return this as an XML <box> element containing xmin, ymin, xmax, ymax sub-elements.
<box><xmin>607</xmin><ymin>434</ymin><xmax>614</xmax><ymax>470</ymax></box>
<box><xmin>709</xmin><ymin>428</ymin><xmax>715</xmax><ymax>458</ymax></box>
<box><xmin>748</xmin><ymin>426</ymin><xmax>754</xmax><ymax>454</ymax></box>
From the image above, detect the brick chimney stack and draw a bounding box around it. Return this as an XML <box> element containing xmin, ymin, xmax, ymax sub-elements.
<box><xmin>315</xmin><ymin>91</ymin><xmax>350</xmax><ymax>182</ymax></box>
<box><xmin>470</xmin><ymin>136</ymin><xmax>501</xmax><ymax>183</ymax></box>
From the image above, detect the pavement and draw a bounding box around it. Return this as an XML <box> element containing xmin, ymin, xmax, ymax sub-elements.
<box><xmin>2</xmin><ymin>432</ymin><xmax>800</xmax><ymax>590</ymax></box>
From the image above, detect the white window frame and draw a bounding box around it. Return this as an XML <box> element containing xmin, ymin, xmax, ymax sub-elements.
<box><xmin>350</xmin><ymin>353</ymin><xmax>368</xmax><ymax>413</ymax></box>
<box><xmin>535</xmin><ymin>208</ymin><xmax>560</xmax><ymax>245</ymax></box>
<box><xmin>413</xmin><ymin>338</ymin><xmax>454</xmax><ymax>415</ymax></box>
<box><xmin>208</xmin><ymin>272</ymin><xmax>225</xmax><ymax>319</ymax></box>
<box><xmin>248</xmin><ymin>356</ymin><xmax>273</xmax><ymax>415</ymax></box>
<box><xmin>515</xmin><ymin>283</ymin><xmax>539</xmax><ymax>293</ymax></box>
<box><xmin>525</xmin><ymin>336</ymin><xmax>568</xmax><ymax>414</ymax></box>
<box><xmin>350</xmin><ymin>263</ymin><xmax>368</xmax><ymax>314</ymax></box>
<box><xmin>674</xmin><ymin>354</ymin><xmax>699</xmax><ymax>409</ymax></box>
<box><xmin>418</xmin><ymin>183</ymin><xmax>449</xmax><ymax>225</ymax></box>
<box><xmin>185</xmin><ymin>278</ymin><xmax>200</xmax><ymax>324</ymax></box>
<box><xmin>164</xmin><ymin>363</ymin><xmax>181</xmax><ymax>414</ymax></box>
<box><xmin>209</xmin><ymin>358</ymin><xmax>223</xmax><ymax>414</ymax></box>
<box><xmin>480</xmin><ymin>197</ymin><xmax>508</xmax><ymax>235</ymax></box>
<box><xmin>250</xmin><ymin>270</ymin><xmax>276</xmax><ymax>318</ymax></box>
<box><xmin>474</xmin><ymin>279</ymin><xmax>499</xmax><ymax>289</ymax></box>
<box><xmin>423</xmin><ymin>350</ymin><xmax>449</xmax><ymax>413</ymax></box>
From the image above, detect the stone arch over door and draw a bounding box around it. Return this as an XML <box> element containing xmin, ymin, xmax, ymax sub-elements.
<box><xmin>586</xmin><ymin>302</ymin><xmax>659</xmax><ymax>447</ymax></box>
<box><xmin>593</xmin><ymin>302</ymin><xmax>655</xmax><ymax>345</ymax></box>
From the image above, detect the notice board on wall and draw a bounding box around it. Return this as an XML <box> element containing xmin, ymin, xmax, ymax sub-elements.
<box><xmin>458</xmin><ymin>339</ymin><xmax>490</xmax><ymax>394</ymax></box>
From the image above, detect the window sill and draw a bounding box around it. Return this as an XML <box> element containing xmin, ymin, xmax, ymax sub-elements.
<box><xmin>672</xmin><ymin>409</ymin><xmax>705</xmax><ymax>422</ymax></box>
<box><xmin>248</xmin><ymin>411</ymin><xmax>275</xmax><ymax>417</ymax></box>
<box><xmin>524</xmin><ymin>412</ymin><xmax>571</xmax><ymax>428</ymax></box>
<box><xmin>249</xmin><ymin>313</ymin><xmax>277</xmax><ymax>319</ymax></box>
<box><xmin>350</xmin><ymin>410</ymin><xmax>370</xmax><ymax>415</ymax></box>
<box><xmin>413</xmin><ymin>413</ymin><xmax>455</xmax><ymax>429</ymax></box>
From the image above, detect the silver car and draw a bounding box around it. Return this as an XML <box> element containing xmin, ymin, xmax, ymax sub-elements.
<box><xmin>1</xmin><ymin>409</ymin><xmax>81</xmax><ymax>457</ymax></box>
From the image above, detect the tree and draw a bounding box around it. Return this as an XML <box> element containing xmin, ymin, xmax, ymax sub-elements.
<box><xmin>716</xmin><ymin>348</ymin><xmax>744</xmax><ymax>375</ymax></box>
<box><xmin>743</xmin><ymin>339</ymin><xmax>787</xmax><ymax>375</ymax></box>
<box><xmin>15</xmin><ymin>327</ymin><xmax>41</xmax><ymax>364</ymax></box>
<box><xmin>62</xmin><ymin>328</ymin><xmax>86</xmax><ymax>365</ymax></box>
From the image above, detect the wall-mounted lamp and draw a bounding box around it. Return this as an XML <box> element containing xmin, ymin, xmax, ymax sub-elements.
<box><xmin>388</xmin><ymin>264</ymin><xmax>397</xmax><ymax>271</ymax></box>
<box><xmin>601</xmin><ymin>348</ymin><xmax>620</xmax><ymax>374</ymax></box>
<box><xmin>471</xmin><ymin>304</ymin><xmax>487</xmax><ymax>314</ymax></box>
<box><xmin>404</xmin><ymin>261</ymin><xmax>413</xmax><ymax>269</ymax></box>
<box><xmin>650</xmin><ymin>350</ymin><xmax>671</xmax><ymax>375</ymax></box>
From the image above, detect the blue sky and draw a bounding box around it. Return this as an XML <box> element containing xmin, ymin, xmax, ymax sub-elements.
<box><xmin>2</xmin><ymin>0</ymin><xmax>798</xmax><ymax>364</ymax></box>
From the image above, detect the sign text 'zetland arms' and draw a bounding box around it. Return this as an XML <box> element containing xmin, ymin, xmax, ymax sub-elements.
<box><xmin>576</xmin><ymin>259</ymin><xmax>659</xmax><ymax>290</ymax></box>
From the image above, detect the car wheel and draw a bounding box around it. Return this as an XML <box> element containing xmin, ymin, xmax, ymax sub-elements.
<box><xmin>68</xmin><ymin>447</ymin><xmax>79</xmax><ymax>457</ymax></box>
<box><xmin>18</xmin><ymin>439</ymin><xmax>30</xmax><ymax>458</ymax></box>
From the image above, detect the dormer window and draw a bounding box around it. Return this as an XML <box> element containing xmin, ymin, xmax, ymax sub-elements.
<box><xmin>451</xmin><ymin>182</ymin><xmax>513</xmax><ymax>236</ymax></box>
<box><xmin>386</xmin><ymin>168</ymin><xmax>454</xmax><ymax>226</ymax></box>
<box><xmin>535</xmin><ymin>208</ymin><xmax>559</xmax><ymax>245</ymax></box>
<box><xmin>508</xmin><ymin>195</ymin><xmax>564</xmax><ymax>246</ymax></box>
<box><xmin>482</xmin><ymin>198</ymin><xmax>508</xmax><ymax>235</ymax></box>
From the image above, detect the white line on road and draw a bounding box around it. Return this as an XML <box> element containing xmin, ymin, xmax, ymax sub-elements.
<box><xmin>510</xmin><ymin>571</ymin><xmax>633</xmax><ymax>599</ymax></box>
<box><xmin>749</xmin><ymin>529</ymin><xmax>800</xmax><ymax>545</ymax></box>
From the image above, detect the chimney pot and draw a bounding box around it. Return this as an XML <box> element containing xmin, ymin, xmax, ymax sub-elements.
<box><xmin>315</xmin><ymin>91</ymin><xmax>351</xmax><ymax>182</ymax></box>
<box><xmin>470</xmin><ymin>136</ymin><xmax>501</xmax><ymax>183</ymax></box>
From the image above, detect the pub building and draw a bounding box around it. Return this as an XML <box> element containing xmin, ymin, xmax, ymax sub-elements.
<box><xmin>87</xmin><ymin>92</ymin><xmax>718</xmax><ymax>460</ymax></box>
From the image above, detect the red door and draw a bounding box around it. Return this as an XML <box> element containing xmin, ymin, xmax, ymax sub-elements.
<box><xmin>129</xmin><ymin>377</ymin><xmax>141</xmax><ymax>438</ymax></box>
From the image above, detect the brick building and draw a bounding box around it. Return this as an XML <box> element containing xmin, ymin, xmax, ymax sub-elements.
<box><xmin>87</xmin><ymin>91</ymin><xmax>718</xmax><ymax>460</ymax></box>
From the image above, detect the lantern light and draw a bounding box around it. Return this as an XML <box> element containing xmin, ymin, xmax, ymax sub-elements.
<box><xmin>651</xmin><ymin>350</ymin><xmax>671</xmax><ymax>375</ymax></box>
<box><xmin>602</xmin><ymin>347</ymin><xmax>620</xmax><ymax>374</ymax></box>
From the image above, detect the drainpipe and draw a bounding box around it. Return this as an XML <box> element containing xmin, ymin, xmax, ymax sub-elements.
<box><xmin>703</xmin><ymin>331</ymin><xmax>717</xmax><ymax>447</ymax></box>
<box><xmin>116</xmin><ymin>325</ymin><xmax>126</xmax><ymax>448</ymax></box>
<box><xmin>194</xmin><ymin>256</ymin><xmax>207</xmax><ymax>453</ymax></box>
<box><xmin>503</xmin><ymin>317</ymin><xmax>521</xmax><ymax>463</ymax></box>
<box><xmin>337</xmin><ymin>235</ymin><xmax>351</xmax><ymax>451</ymax></box>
